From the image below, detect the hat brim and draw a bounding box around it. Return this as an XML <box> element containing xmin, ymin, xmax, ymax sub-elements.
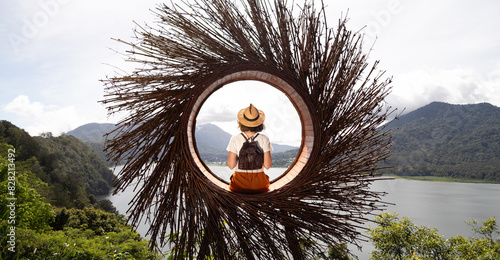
<box><xmin>237</xmin><ymin>108</ymin><xmax>266</xmax><ymax>127</ymax></box>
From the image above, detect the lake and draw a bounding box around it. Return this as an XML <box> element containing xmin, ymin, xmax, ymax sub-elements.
<box><xmin>103</xmin><ymin>165</ymin><xmax>500</xmax><ymax>259</ymax></box>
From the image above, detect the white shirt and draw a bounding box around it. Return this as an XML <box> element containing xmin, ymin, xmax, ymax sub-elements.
<box><xmin>226</xmin><ymin>133</ymin><xmax>273</xmax><ymax>172</ymax></box>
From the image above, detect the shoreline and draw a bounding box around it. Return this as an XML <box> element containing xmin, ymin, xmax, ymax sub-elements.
<box><xmin>382</xmin><ymin>174</ymin><xmax>500</xmax><ymax>185</ymax></box>
<box><xmin>110</xmin><ymin>165</ymin><xmax>498</xmax><ymax>185</ymax></box>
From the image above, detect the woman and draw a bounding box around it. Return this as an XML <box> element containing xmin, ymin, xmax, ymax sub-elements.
<box><xmin>226</xmin><ymin>104</ymin><xmax>273</xmax><ymax>193</ymax></box>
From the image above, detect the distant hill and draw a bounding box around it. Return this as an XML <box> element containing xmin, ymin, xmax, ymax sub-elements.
<box><xmin>68</xmin><ymin>122</ymin><xmax>299</xmax><ymax>167</ymax></box>
<box><xmin>380</xmin><ymin>102</ymin><xmax>500</xmax><ymax>182</ymax></box>
<box><xmin>270</xmin><ymin>143</ymin><xmax>298</xmax><ymax>154</ymax></box>
<box><xmin>0</xmin><ymin>120</ymin><xmax>114</xmax><ymax>208</ymax></box>
<box><xmin>195</xmin><ymin>123</ymin><xmax>232</xmax><ymax>150</ymax></box>
<box><xmin>194</xmin><ymin>123</ymin><xmax>231</xmax><ymax>164</ymax></box>
<box><xmin>195</xmin><ymin>123</ymin><xmax>299</xmax><ymax>166</ymax></box>
<box><xmin>65</xmin><ymin>123</ymin><xmax>116</xmax><ymax>143</ymax></box>
<box><xmin>195</xmin><ymin>123</ymin><xmax>298</xmax><ymax>152</ymax></box>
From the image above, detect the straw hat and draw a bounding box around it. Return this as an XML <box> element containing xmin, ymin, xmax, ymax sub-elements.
<box><xmin>237</xmin><ymin>104</ymin><xmax>265</xmax><ymax>127</ymax></box>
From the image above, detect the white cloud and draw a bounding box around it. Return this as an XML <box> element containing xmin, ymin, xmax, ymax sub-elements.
<box><xmin>4</xmin><ymin>95</ymin><xmax>44</xmax><ymax>116</ymax></box>
<box><xmin>388</xmin><ymin>67</ymin><xmax>500</xmax><ymax>113</ymax></box>
<box><xmin>1</xmin><ymin>0</ymin><xmax>500</xmax><ymax>142</ymax></box>
<box><xmin>3</xmin><ymin>95</ymin><xmax>99</xmax><ymax>136</ymax></box>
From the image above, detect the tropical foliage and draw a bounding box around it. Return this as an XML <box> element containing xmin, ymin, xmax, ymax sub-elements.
<box><xmin>0</xmin><ymin>120</ymin><xmax>114</xmax><ymax>208</ymax></box>
<box><xmin>0</xmin><ymin>154</ymin><xmax>159</xmax><ymax>259</ymax></box>
<box><xmin>369</xmin><ymin>212</ymin><xmax>500</xmax><ymax>260</ymax></box>
<box><xmin>0</xmin><ymin>122</ymin><xmax>157</xmax><ymax>259</ymax></box>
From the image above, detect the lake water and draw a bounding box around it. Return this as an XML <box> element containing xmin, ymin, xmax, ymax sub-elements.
<box><xmin>103</xmin><ymin>165</ymin><xmax>500</xmax><ymax>259</ymax></box>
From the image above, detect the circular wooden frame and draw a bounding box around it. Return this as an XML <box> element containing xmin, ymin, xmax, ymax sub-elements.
<box><xmin>187</xmin><ymin>70</ymin><xmax>314</xmax><ymax>191</ymax></box>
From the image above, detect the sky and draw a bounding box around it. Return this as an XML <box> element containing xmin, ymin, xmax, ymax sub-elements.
<box><xmin>1</xmin><ymin>0</ymin><xmax>499</xmax><ymax>146</ymax></box>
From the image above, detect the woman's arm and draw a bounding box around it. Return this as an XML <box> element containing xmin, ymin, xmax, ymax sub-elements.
<box><xmin>227</xmin><ymin>151</ymin><xmax>237</xmax><ymax>170</ymax></box>
<box><xmin>263</xmin><ymin>151</ymin><xmax>272</xmax><ymax>170</ymax></box>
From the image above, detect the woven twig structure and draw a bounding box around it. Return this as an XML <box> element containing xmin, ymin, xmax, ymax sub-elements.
<box><xmin>102</xmin><ymin>0</ymin><xmax>394</xmax><ymax>259</ymax></box>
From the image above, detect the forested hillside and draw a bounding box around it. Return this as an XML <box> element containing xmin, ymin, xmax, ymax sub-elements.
<box><xmin>0</xmin><ymin>120</ymin><xmax>113</xmax><ymax>208</ymax></box>
<box><xmin>35</xmin><ymin>135</ymin><xmax>114</xmax><ymax>197</ymax></box>
<box><xmin>380</xmin><ymin>102</ymin><xmax>500</xmax><ymax>182</ymax></box>
<box><xmin>65</xmin><ymin>123</ymin><xmax>117</xmax><ymax>166</ymax></box>
<box><xmin>0</xmin><ymin>120</ymin><xmax>157</xmax><ymax>258</ymax></box>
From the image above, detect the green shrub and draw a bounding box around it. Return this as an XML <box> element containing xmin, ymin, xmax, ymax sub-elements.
<box><xmin>14</xmin><ymin>227</ymin><xmax>158</xmax><ymax>259</ymax></box>
<box><xmin>369</xmin><ymin>212</ymin><xmax>500</xmax><ymax>260</ymax></box>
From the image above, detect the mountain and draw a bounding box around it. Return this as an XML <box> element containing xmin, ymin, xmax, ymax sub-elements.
<box><xmin>65</xmin><ymin>123</ymin><xmax>116</xmax><ymax>143</ymax></box>
<box><xmin>67</xmin><ymin>122</ymin><xmax>300</xmax><ymax>166</ymax></box>
<box><xmin>195</xmin><ymin>123</ymin><xmax>232</xmax><ymax>150</ymax></box>
<box><xmin>194</xmin><ymin>123</ymin><xmax>298</xmax><ymax>152</ymax></box>
<box><xmin>194</xmin><ymin>123</ymin><xmax>231</xmax><ymax>164</ymax></box>
<box><xmin>271</xmin><ymin>143</ymin><xmax>298</xmax><ymax>153</ymax></box>
<box><xmin>0</xmin><ymin>120</ymin><xmax>114</xmax><ymax>208</ymax></box>
<box><xmin>380</xmin><ymin>102</ymin><xmax>500</xmax><ymax>182</ymax></box>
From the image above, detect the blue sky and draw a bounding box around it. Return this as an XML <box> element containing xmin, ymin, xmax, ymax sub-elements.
<box><xmin>1</xmin><ymin>0</ymin><xmax>500</xmax><ymax>146</ymax></box>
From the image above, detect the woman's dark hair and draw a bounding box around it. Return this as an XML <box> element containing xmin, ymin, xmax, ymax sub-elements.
<box><xmin>238</xmin><ymin>122</ymin><xmax>265</xmax><ymax>133</ymax></box>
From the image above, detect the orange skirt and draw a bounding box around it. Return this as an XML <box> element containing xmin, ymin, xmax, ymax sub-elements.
<box><xmin>229</xmin><ymin>171</ymin><xmax>270</xmax><ymax>194</ymax></box>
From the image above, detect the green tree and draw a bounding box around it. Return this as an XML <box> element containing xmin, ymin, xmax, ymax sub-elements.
<box><xmin>466</xmin><ymin>217</ymin><xmax>500</xmax><ymax>242</ymax></box>
<box><xmin>326</xmin><ymin>243</ymin><xmax>353</xmax><ymax>260</ymax></box>
<box><xmin>368</xmin><ymin>212</ymin><xmax>500</xmax><ymax>260</ymax></box>
<box><xmin>0</xmin><ymin>150</ymin><xmax>54</xmax><ymax>232</ymax></box>
<box><xmin>368</xmin><ymin>212</ymin><xmax>448</xmax><ymax>259</ymax></box>
<box><xmin>448</xmin><ymin>217</ymin><xmax>500</xmax><ymax>259</ymax></box>
<box><xmin>15</xmin><ymin>226</ymin><xmax>160</xmax><ymax>259</ymax></box>
<box><xmin>95</xmin><ymin>199</ymin><xmax>118</xmax><ymax>214</ymax></box>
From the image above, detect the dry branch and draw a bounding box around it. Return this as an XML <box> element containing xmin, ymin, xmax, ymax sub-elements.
<box><xmin>102</xmin><ymin>0</ymin><xmax>394</xmax><ymax>259</ymax></box>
